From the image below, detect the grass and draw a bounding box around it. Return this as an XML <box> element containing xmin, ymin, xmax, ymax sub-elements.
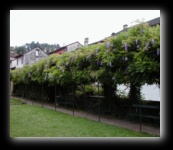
<box><xmin>10</xmin><ymin>98</ymin><xmax>26</xmax><ymax>105</ymax></box>
<box><xmin>10</xmin><ymin>98</ymin><xmax>159</xmax><ymax>137</ymax></box>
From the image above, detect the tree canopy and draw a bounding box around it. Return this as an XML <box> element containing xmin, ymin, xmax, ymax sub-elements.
<box><xmin>10</xmin><ymin>21</ymin><xmax>160</xmax><ymax>100</ymax></box>
<box><xmin>14</xmin><ymin>41</ymin><xmax>60</xmax><ymax>54</ymax></box>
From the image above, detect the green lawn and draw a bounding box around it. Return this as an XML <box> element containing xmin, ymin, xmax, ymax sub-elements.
<box><xmin>10</xmin><ymin>98</ymin><xmax>158</xmax><ymax>137</ymax></box>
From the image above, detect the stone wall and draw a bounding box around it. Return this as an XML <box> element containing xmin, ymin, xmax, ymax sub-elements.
<box><xmin>24</xmin><ymin>48</ymin><xmax>48</xmax><ymax>65</ymax></box>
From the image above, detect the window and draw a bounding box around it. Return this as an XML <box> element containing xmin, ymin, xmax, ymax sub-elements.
<box><xmin>21</xmin><ymin>58</ymin><xmax>23</xmax><ymax>64</ymax></box>
<box><xmin>36</xmin><ymin>50</ymin><xmax>38</xmax><ymax>56</ymax></box>
<box><xmin>17</xmin><ymin>59</ymin><xmax>18</xmax><ymax>65</ymax></box>
<box><xmin>36</xmin><ymin>49</ymin><xmax>39</xmax><ymax>57</ymax></box>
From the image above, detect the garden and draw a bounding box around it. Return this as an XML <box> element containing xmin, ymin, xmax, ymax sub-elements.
<box><xmin>10</xmin><ymin>20</ymin><xmax>160</xmax><ymax>125</ymax></box>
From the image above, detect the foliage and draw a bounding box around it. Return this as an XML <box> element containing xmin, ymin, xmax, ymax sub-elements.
<box><xmin>10</xmin><ymin>20</ymin><xmax>160</xmax><ymax>103</ymax></box>
<box><xmin>25</xmin><ymin>41</ymin><xmax>60</xmax><ymax>53</ymax></box>
<box><xmin>14</xmin><ymin>46</ymin><xmax>27</xmax><ymax>54</ymax></box>
<box><xmin>14</xmin><ymin>41</ymin><xmax>60</xmax><ymax>54</ymax></box>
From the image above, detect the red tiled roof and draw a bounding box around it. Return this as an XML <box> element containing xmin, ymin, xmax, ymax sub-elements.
<box><xmin>10</xmin><ymin>52</ymin><xmax>18</xmax><ymax>58</ymax></box>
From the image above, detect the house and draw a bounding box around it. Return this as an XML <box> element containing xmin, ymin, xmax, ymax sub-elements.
<box><xmin>147</xmin><ymin>17</ymin><xmax>160</xmax><ymax>26</ymax></box>
<box><xmin>10</xmin><ymin>47</ymin><xmax>48</xmax><ymax>70</ymax></box>
<box><xmin>10</xmin><ymin>54</ymin><xmax>23</xmax><ymax>70</ymax></box>
<box><xmin>48</xmin><ymin>41</ymin><xmax>83</xmax><ymax>55</ymax></box>
<box><xmin>10</xmin><ymin>46</ymin><xmax>17</xmax><ymax>61</ymax></box>
<box><xmin>10</xmin><ymin>47</ymin><xmax>48</xmax><ymax>95</ymax></box>
<box><xmin>24</xmin><ymin>47</ymin><xmax>48</xmax><ymax>65</ymax></box>
<box><xmin>10</xmin><ymin>47</ymin><xmax>18</xmax><ymax>70</ymax></box>
<box><xmin>111</xmin><ymin>17</ymin><xmax>160</xmax><ymax>37</ymax></box>
<box><xmin>89</xmin><ymin>17</ymin><xmax>160</xmax><ymax>46</ymax></box>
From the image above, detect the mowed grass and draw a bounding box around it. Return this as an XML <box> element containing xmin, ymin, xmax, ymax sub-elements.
<box><xmin>10</xmin><ymin>98</ymin><xmax>26</xmax><ymax>105</ymax></box>
<box><xmin>10</xmin><ymin>98</ymin><xmax>158</xmax><ymax>137</ymax></box>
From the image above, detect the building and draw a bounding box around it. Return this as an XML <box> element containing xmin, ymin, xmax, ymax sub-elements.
<box><xmin>89</xmin><ymin>17</ymin><xmax>160</xmax><ymax>46</ymax></box>
<box><xmin>111</xmin><ymin>17</ymin><xmax>160</xmax><ymax>37</ymax></box>
<box><xmin>48</xmin><ymin>41</ymin><xmax>83</xmax><ymax>55</ymax></box>
<box><xmin>10</xmin><ymin>47</ymin><xmax>48</xmax><ymax>70</ymax></box>
<box><xmin>10</xmin><ymin>47</ymin><xmax>18</xmax><ymax>70</ymax></box>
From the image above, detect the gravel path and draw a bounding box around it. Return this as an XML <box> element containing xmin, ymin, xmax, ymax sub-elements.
<box><xmin>10</xmin><ymin>96</ymin><xmax>160</xmax><ymax>136</ymax></box>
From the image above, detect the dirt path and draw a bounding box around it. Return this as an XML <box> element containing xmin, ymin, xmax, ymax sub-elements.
<box><xmin>10</xmin><ymin>96</ymin><xmax>160</xmax><ymax>136</ymax></box>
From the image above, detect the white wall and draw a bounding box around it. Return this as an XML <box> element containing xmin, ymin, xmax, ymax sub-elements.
<box><xmin>67</xmin><ymin>42</ymin><xmax>82</xmax><ymax>53</ymax></box>
<box><xmin>117</xmin><ymin>84</ymin><xmax>160</xmax><ymax>101</ymax></box>
<box><xmin>10</xmin><ymin>59</ymin><xmax>17</xmax><ymax>69</ymax></box>
<box><xmin>10</xmin><ymin>57</ymin><xmax>24</xmax><ymax>69</ymax></box>
<box><xmin>141</xmin><ymin>84</ymin><xmax>160</xmax><ymax>101</ymax></box>
<box><xmin>16</xmin><ymin>57</ymin><xmax>24</xmax><ymax>68</ymax></box>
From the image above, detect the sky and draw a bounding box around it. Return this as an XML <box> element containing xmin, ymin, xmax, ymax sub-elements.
<box><xmin>10</xmin><ymin>10</ymin><xmax>160</xmax><ymax>47</ymax></box>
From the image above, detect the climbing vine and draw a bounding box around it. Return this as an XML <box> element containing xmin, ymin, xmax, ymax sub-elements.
<box><xmin>10</xmin><ymin>21</ymin><xmax>160</xmax><ymax>103</ymax></box>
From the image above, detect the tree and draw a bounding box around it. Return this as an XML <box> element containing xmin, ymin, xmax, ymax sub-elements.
<box><xmin>14</xmin><ymin>46</ymin><xmax>26</xmax><ymax>54</ymax></box>
<box><xmin>11</xmin><ymin>20</ymin><xmax>160</xmax><ymax>106</ymax></box>
<box><xmin>127</xmin><ymin>23</ymin><xmax>160</xmax><ymax>87</ymax></box>
<box><xmin>24</xmin><ymin>41</ymin><xmax>60</xmax><ymax>53</ymax></box>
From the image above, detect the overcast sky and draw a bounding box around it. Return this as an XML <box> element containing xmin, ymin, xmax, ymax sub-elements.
<box><xmin>10</xmin><ymin>10</ymin><xmax>160</xmax><ymax>47</ymax></box>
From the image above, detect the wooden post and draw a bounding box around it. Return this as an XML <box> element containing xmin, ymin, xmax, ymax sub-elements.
<box><xmin>42</xmin><ymin>82</ymin><xmax>43</xmax><ymax>107</ymax></box>
<box><xmin>73</xmin><ymin>85</ymin><xmax>75</xmax><ymax>116</ymax></box>
<box><xmin>32</xmin><ymin>84</ymin><xmax>33</xmax><ymax>105</ymax></box>
<box><xmin>98</xmin><ymin>81</ymin><xmax>100</xmax><ymax>122</ymax></box>
<box><xmin>83</xmin><ymin>84</ymin><xmax>85</xmax><ymax>101</ymax></box>
<box><xmin>139</xmin><ymin>100</ymin><xmax>142</xmax><ymax>132</ymax></box>
<box><xmin>55</xmin><ymin>84</ymin><xmax>56</xmax><ymax>111</ymax></box>
<box><xmin>10</xmin><ymin>81</ymin><xmax>14</xmax><ymax>96</ymax></box>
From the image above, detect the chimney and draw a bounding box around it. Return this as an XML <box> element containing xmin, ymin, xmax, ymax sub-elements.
<box><xmin>123</xmin><ymin>24</ymin><xmax>128</xmax><ymax>30</ymax></box>
<box><xmin>84</xmin><ymin>38</ymin><xmax>89</xmax><ymax>46</ymax></box>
